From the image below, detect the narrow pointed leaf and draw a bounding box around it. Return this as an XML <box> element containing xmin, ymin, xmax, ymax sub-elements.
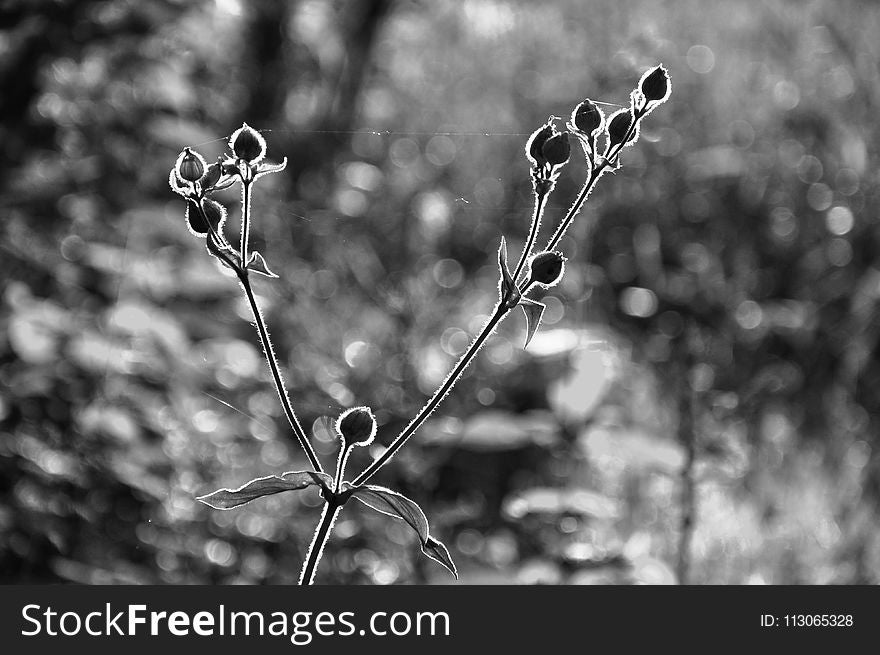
<box><xmin>197</xmin><ymin>470</ymin><xmax>332</xmax><ymax>510</ymax></box>
<box><xmin>423</xmin><ymin>537</ymin><xmax>456</xmax><ymax>577</ymax></box>
<box><xmin>520</xmin><ymin>297</ymin><xmax>546</xmax><ymax>349</ymax></box>
<box><xmin>247</xmin><ymin>251</ymin><xmax>279</xmax><ymax>278</ymax></box>
<box><xmin>210</xmin><ymin>176</ymin><xmax>237</xmax><ymax>192</ymax></box>
<box><xmin>255</xmin><ymin>157</ymin><xmax>288</xmax><ymax>181</ymax></box>
<box><xmin>343</xmin><ymin>483</ymin><xmax>458</xmax><ymax>579</ymax></box>
<box><xmin>497</xmin><ymin>236</ymin><xmax>520</xmax><ymax>307</ymax></box>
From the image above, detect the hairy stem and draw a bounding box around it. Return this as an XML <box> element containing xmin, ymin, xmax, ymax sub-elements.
<box><xmin>545</xmin><ymin>168</ymin><xmax>600</xmax><ymax>253</ymax></box>
<box><xmin>511</xmin><ymin>190</ymin><xmax>549</xmax><ymax>285</ymax></box>
<box><xmin>240</xmin><ymin>180</ymin><xmax>252</xmax><ymax>265</ymax></box>
<box><xmin>299</xmin><ymin>500</ymin><xmax>341</xmax><ymax>585</ymax></box>
<box><xmin>334</xmin><ymin>445</ymin><xmax>353</xmax><ymax>492</ymax></box>
<box><xmin>352</xmin><ymin>106</ymin><xmax>648</xmax><ymax>486</ymax></box>
<box><xmin>237</xmin><ymin>270</ymin><xmax>324</xmax><ymax>473</ymax></box>
<box><xmin>352</xmin><ymin>303</ymin><xmax>508</xmax><ymax>486</ymax></box>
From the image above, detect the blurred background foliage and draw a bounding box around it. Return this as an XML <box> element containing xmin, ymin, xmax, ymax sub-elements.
<box><xmin>2</xmin><ymin>0</ymin><xmax>880</xmax><ymax>584</ymax></box>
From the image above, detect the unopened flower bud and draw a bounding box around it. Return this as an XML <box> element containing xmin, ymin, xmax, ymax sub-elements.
<box><xmin>229</xmin><ymin>123</ymin><xmax>266</xmax><ymax>163</ymax></box>
<box><xmin>640</xmin><ymin>65</ymin><xmax>670</xmax><ymax>103</ymax></box>
<box><xmin>528</xmin><ymin>250</ymin><xmax>565</xmax><ymax>287</ymax></box>
<box><xmin>202</xmin><ymin>198</ymin><xmax>226</xmax><ymax>232</ymax></box>
<box><xmin>526</xmin><ymin>123</ymin><xmax>554</xmax><ymax>167</ymax></box>
<box><xmin>185</xmin><ymin>198</ymin><xmax>226</xmax><ymax>237</ymax></box>
<box><xmin>202</xmin><ymin>159</ymin><xmax>223</xmax><ymax>188</ymax></box>
<box><xmin>606</xmin><ymin>109</ymin><xmax>633</xmax><ymax>148</ymax></box>
<box><xmin>176</xmin><ymin>147</ymin><xmax>206</xmax><ymax>183</ymax></box>
<box><xmin>542</xmin><ymin>131</ymin><xmax>570</xmax><ymax>167</ymax></box>
<box><xmin>572</xmin><ymin>99</ymin><xmax>603</xmax><ymax>135</ymax></box>
<box><xmin>336</xmin><ymin>406</ymin><xmax>377</xmax><ymax>448</ymax></box>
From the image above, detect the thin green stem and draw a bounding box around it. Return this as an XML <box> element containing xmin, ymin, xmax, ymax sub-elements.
<box><xmin>511</xmin><ymin>191</ymin><xmax>549</xmax><ymax>285</ymax></box>
<box><xmin>237</xmin><ymin>270</ymin><xmax>324</xmax><ymax>474</ymax></box>
<box><xmin>299</xmin><ymin>500</ymin><xmax>341</xmax><ymax>585</ymax></box>
<box><xmin>352</xmin><ymin>303</ymin><xmax>509</xmax><ymax>486</ymax></box>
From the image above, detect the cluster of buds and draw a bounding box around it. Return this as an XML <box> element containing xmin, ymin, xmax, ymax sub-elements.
<box><xmin>568</xmin><ymin>64</ymin><xmax>670</xmax><ymax>169</ymax></box>
<box><xmin>500</xmin><ymin>64</ymin><xmax>670</xmax><ymax>348</ymax></box>
<box><xmin>169</xmin><ymin>123</ymin><xmax>287</xmax><ymax>276</ymax></box>
<box><xmin>524</xmin><ymin>120</ymin><xmax>571</xmax><ymax>196</ymax></box>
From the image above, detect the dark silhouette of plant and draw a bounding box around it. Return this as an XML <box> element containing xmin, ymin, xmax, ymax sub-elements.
<box><xmin>168</xmin><ymin>66</ymin><xmax>671</xmax><ymax>584</ymax></box>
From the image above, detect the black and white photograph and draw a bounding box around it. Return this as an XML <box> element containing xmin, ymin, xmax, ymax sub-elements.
<box><xmin>1</xmin><ymin>0</ymin><xmax>878</xmax><ymax>647</ymax></box>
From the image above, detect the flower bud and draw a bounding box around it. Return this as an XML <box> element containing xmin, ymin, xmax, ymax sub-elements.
<box><xmin>336</xmin><ymin>406</ymin><xmax>377</xmax><ymax>448</ymax></box>
<box><xmin>202</xmin><ymin>198</ymin><xmax>226</xmax><ymax>232</ymax></box>
<box><xmin>185</xmin><ymin>198</ymin><xmax>226</xmax><ymax>237</ymax></box>
<box><xmin>176</xmin><ymin>147</ymin><xmax>206</xmax><ymax>183</ymax></box>
<box><xmin>526</xmin><ymin>123</ymin><xmax>554</xmax><ymax>167</ymax></box>
<box><xmin>606</xmin><ymin>109</ymin><xmax>633</xmax><ymax>148</ymax></box>
<box><xmin>201</xmin><ymin>158</ymin><xmax>223</xmax><ymax>189</ymax></box>
<box><xmin>640</xmin><ymin>65</ymin><xmax>670</xmax><ymax>103</ymax></box>
<box><xmin>572</xmin><ymin>99</ymin><xmax>603</xmax><ymax>135</ymax></box>
<box><xmin>229</xmin><ymin>123</ymin><xmax>266</xmax><ymax>163</ymax></box>
<box><xmin>541</xmin><ymin>131</ymin><xmax>570</xmax><ymax>167</ymax></box>
<box><xmin>528</xmin><ymin>250</ymin><xmax>565</xmax><ymax>287</ymax></box>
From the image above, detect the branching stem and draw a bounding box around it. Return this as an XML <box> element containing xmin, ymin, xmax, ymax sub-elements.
<box><xmin>350</xmin><ymin>110</ymin><xmax>651</xmax><ymax>486</ymax></box>
<box><xmin>511</xmin><ymin>190</ymin><xmax>549</xmax><ymax>284</ymax></box>
<box><xmin>352</xmin><ymin>303</ymin><xmax>507</xmax><ymax>486</ymax></box>
<box><xmin>236</xmin><ymin>268</ymin><xmax>324</xmax><ymax>473</ymax></box>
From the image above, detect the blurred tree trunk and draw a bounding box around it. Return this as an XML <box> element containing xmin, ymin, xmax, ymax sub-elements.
<box><xmin>675</xmin><ymin>331</ymin><xmax>697</xmax><ymax>585</ymax></box>
<box><xmin>239</xmin><ymin>0</ymin><xmax>291</xmax><ymax>129</ymax></box>
<box><xmin>239</xmin><ymin>0</ymin><xmax>393</xmax><ymax>180</ymax></box>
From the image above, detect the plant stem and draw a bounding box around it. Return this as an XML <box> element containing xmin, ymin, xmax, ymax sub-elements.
<box><xmin>545</xmin><ymin>168</ymin><xmax>600</xmax><ymax>253</ymax></box>
<box><xmin>511</xmin><ymin>190</ymin><xmax>549</xmax><ymax>285</ymax></box>
<box><xmin>237</xmin><ymin>269</ymin><xmax>324</xmax><ymax>473</ymax></box>
<box><xmin>198</xmin><ymin>185</ymin><xmax>322</xmax><ymax>473</ymax></box>
<box><xmin>351</xmin><ymin>107</ymin><xmax>648</xmax><ymax>486</ymax></box>
<box><xmin>240</xmin><ymin>180</ymin><xmax>252</xmax><ymax>265</ymax></box>
<box><xmin>334</xmin><ymin>445</ymin><xmax>352</xmax><ymax>492</ymax></box>
<box><xmin>299</xmin><ymin>499</ymin><xmax>341</xmax><ymax>585</ymax></box>
<box><xmin>352</xmin><ymin>303</ymin><xmax>508</xmax><ymax>486</ymax></box>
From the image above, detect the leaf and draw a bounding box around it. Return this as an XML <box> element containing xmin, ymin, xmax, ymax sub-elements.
<box><xmin>197</xmin><ymin>470</ymin><xmax>332</xmax><ymax>510</ymax></box>
<box><xmin>206</xmin><ymin>232</ymin><xmax>238</xmax><ymax>270</ymax></box>
<box><xmin>343</xmin><ymin>483</ymin><xmax>458</xmax><ymax>579</ymax></box>
<box><xmin>497</xmin><ymin>236</ymin><xmax>520</xmax><ymax>307</ymax></box>
<box><xmin>168</xmin><ymin>168</ymin><xmax>190</xmax><ymax>197</ymax></box>
<box><xmin>254</xmin><ymin>156</ymin><xmax>288</xmax><ymax>181</ymax></box>
<box><xmin>247</xmin><ymin>251</ymin><xmax>279</xmax><ymax>278</ymax></box>
<box><xmin>519</xmin><ymin>297</ymin><xmax>546</xmax><ymax>349</ymax></box>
